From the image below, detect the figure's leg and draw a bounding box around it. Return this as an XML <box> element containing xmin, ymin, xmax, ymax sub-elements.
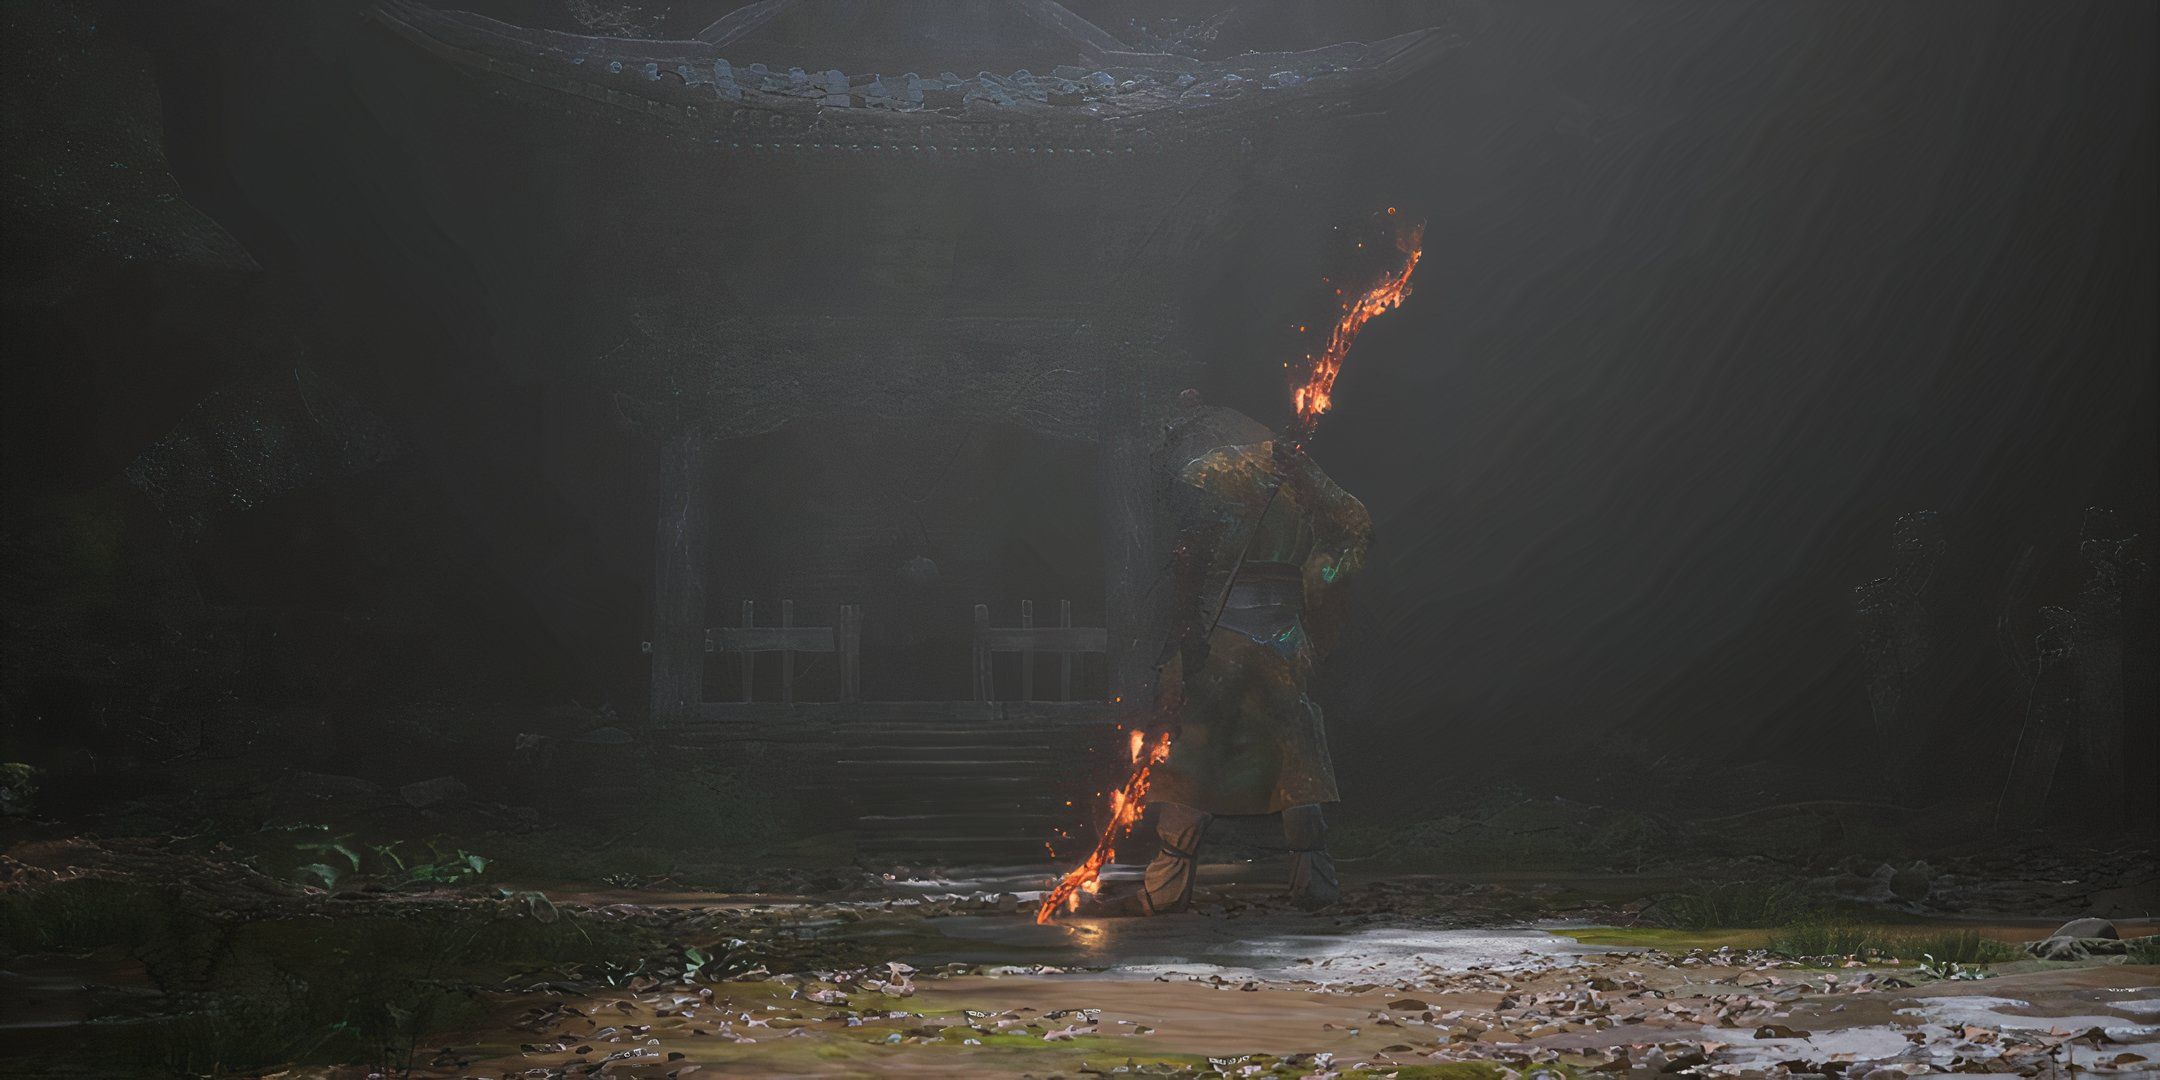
<box><xmin>1137</xmin><ymin>801</ymin><xmax>1211</xmax><ymax>914</ymax></box>
<box><xmin>1282</xmin><ymin>803</ymin><xmax>1339</xmax><ymax>909</ymax></box>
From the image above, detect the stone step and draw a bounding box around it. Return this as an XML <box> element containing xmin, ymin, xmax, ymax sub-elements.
<box><xmin>857</xmin><ymin>819</ymin><xmax>1063</xmax><ymax>832</ymax></box>
<box><xmin>820</xmin><ymin>767</ymin><xmax>1087</xmax><ymax>786</ymax></box>
<box><xmin>830</xmin><ymin>758</ymin><xmax>1073</xmax><ymax>771</ymax></box>
<box><xmin>670</xmin><ymin>723</ymin><xmax>1124</xmax><ymax>746</ymax></box>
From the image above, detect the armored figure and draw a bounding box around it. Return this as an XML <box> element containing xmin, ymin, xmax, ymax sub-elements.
<box><xmin>1096</xmin><ymin>398</ymin><xmax>1373</xmax><ymax>914</ymax></box>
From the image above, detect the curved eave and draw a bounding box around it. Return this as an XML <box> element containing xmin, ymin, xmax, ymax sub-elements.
<box><xmin>365</xmin><ymin>1</ymin><xmax>1459</xmax><ymax>146</ymax></box>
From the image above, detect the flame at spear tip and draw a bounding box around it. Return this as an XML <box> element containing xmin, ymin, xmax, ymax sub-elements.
<box><xmin>1291</xmin><ymin>217</ymin><xmax>1426</xmax><ymax>445</ymax></box>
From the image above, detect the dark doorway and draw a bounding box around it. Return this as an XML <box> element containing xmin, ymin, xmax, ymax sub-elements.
<box><xmin>697</xmin><ymin>417</ymin><xmax>1106</xmax><ymax>702</ymax></box>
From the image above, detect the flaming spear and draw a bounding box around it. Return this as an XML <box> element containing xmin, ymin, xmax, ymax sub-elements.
<box><xmin>1037</xmin><ymin>212</ymin><xmax>1425</xmax><ymax>924</ymax></box>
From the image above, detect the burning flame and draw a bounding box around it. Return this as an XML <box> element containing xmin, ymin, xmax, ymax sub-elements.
<box><xmin>1034</xmin><ymin>729</ymin><xmax>1173</xmax><ymax>923</ymax></box>
<box><xmin>1292</xmin><ymin>217</ymin><xmax>1425</xmax><ymax>435</ymax></box>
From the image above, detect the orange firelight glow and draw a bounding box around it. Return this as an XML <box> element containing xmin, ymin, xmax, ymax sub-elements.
<box><xmin>1292</xmin><ymin>220</ymin><xmax>1425</xmax><ymax>434</ymax></box>
<box><xmin>1034</xmin><ymin>730</ymin><xmax>1173</xmax><ymax>923</ymax></box>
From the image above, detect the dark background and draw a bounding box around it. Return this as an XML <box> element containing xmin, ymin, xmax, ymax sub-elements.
<box><xmin>4</xmin><ymin>1</ymin><xmax>2154</xmax><ymax>833</ymax></box>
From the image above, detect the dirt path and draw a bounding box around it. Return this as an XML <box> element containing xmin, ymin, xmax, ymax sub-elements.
<box><xmin>398</xmin><ymin>915</ymin><xmax>2159</xmax><ymax>1078</ymax></box>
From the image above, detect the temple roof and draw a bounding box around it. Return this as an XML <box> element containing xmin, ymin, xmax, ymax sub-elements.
<box><xmin>368</xmin><ymin>1</ymin><xmax>1460</xmax><ymax>137</ymax></box>
<box><xmin>694</xmin><ymin>0</ymin><xmax>1131</xmax><ymax>74</ymax></box>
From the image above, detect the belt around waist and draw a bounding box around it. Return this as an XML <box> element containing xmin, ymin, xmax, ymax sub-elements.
<box><xmin>1226</xmin><ymin>563</ymin><xmax>1304</xmax><ymax>611</ymax></box>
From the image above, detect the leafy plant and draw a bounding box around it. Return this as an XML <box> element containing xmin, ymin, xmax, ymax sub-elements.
<box><xmin>297</xmin><ymin>862</ymin><xmax>344</xmax><ymax>890</ymax></box>
<box><xmin>368</xmin><ymin>839</ymin><xmax>491</xmax><ymax>887</ymax></box>
<box><xmin>596</xmin><ymin>957</ymin><xmax>649</xmax><ymax>987</ymax></box>
<box><xmin>1918</xmin><ymin>953</ymin><xmax>1992</xmax><ymax>981</ymax></box>
<box><xmin>514</xmin><ymin>890</ymin><xmax>560</xmax><ymax>924</ymax></box>
<box><xmin>404</xmin><ymin>847</ymin><xmax>489</xmax><ymax>886</ymax></box>
<box><xmin>294</xmin><ymin>834</ymin><xmax>363</xmax><ymax>874</ymax></box>
<box><xmin>682</xmin><ymin>944</ymin><xmax>713</xmax><ymax>975</ymax></box>
<box><xmin>681</xmin><ymin>938</ymin><xmax>748</xmax><ymax>980</ymax></box>
<box><xmin>2130</xmin><ymin>936</ymin><xmax>2160</xmax><ymax>965</ymax></box>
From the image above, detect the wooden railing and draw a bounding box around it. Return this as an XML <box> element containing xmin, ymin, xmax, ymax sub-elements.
<box><xmin>652</xmin><ymin>599</ymin><xmax>1110</xmax><ymax>706</ymax></box>
<box><xmin>972</xmin><ymin>599</ymin><xmax>1107</xmax><ymax>702</ymax></box>
<box><xmin>704</xmin><ymin>600</ymin><xmax>862</xmax><ymax>703</ymax></box>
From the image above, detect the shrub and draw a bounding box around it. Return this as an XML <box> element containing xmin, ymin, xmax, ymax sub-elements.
<box><xmin>1645</xmin><ymin>880</ymin><xmax>1810</xmax><ymax>930</ymax></box>
<box><xmin>0</xmin><ymin>877</ymin><xmax>171</xmax><ymax>955</ymax></box>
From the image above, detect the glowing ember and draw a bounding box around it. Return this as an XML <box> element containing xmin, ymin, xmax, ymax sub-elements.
<box><xmin>1291</xmin><ymin>217</ymin><xmax>1425</xmax><ymax>437</ymax></box>
<box><xmin>1035</xmin><ymin>729</ymin><xmax>1172</xmax><ymax>923</ymax></box>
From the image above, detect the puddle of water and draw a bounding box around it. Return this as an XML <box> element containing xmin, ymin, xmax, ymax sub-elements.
<box><xmin>911</xmin><ymin>915</ymin><xmax>1591</xmax><ymax>984</ymax></box>
<box><xmin>1898</xmin><ymin>995</ymin><xmax>2160</xmax><ymax>1040</ymax></box>
<box><xmin>883</xmin><ymin>863</ymin><xmax>1143</xmax><ymax>905</ymax></box>
<box><xmin>1703</xmin><ymin>1022</ymin><xmax>1934</xmax><ymax>1067</ymax></box>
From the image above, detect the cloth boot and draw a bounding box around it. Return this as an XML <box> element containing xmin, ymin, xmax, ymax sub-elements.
<box><xmin>1282</xmin><ymin>803</ymin><xmax>1339</xmax><ymax>909</ymax></box>
<box><xmin>1137</xmin><ymin>801</ymin><xmax>1211</xmax><ymax>914</ymax></box>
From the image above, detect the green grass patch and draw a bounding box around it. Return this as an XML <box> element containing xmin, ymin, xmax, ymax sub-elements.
<box><xmin>1566</xmin><ymin>913</ymin><xmax>2021</xmax><ymax>969</ymax></box>
<box><xmin>1559</xmin><ymin>925</ymin><xmax>1773</xmax><ymax>951</ymax></box>
<box><xmin>1768</xmin><ymin>919</ymin><xmax>2020</xmax><ymax>964</ymax></box>
<box><xmin>1643</xmin><ymin>880</ymin><xmax>1811</xmax><ymax>930</ymax></box>
<box><xmin>1767</xmin><ymin>917</ymin><xmax>1881</xmax><ymax>959</ymax></box>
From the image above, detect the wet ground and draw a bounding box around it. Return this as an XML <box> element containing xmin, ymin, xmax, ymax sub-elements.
<box><xmin>5</xmin><ymin>851</ymin><xmax>2156</xmax><ymax>1078</ymax></box>
<box><xmin>437</xmin><ymin>960</ymin><xmax>2160</xmax><ymax>1078</ymax></box>
<box><xmin>387</xmin><ymin>875</ymin><xmax>2159</xmax><ymax>1079</ymax></box>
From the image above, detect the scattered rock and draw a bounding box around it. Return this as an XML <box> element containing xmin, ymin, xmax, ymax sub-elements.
<box><xmin>2027</xmin><ymin>918</ymin><xmax>2129</xmax><ymax>960</ymax></box>
<box><xmin>2027</xmin><ymin>935</ymin><xmax>2129</xmax><ymax>961</ymax></box>
<box><xmin>2052</xmin><ymin>917</ymin><xmax>2119</xmax><ymax>940</ymax></box>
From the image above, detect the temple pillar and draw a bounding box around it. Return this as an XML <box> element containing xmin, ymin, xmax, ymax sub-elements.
<box><xmin>1100</xmin><ymin>346</ymin><xmax>1154</xmax><ymax>709</ymax></box>
<box><xmin>647</xmin><ymin>428</ymin><xmax>709</xmax><ymax>728</ymax></box>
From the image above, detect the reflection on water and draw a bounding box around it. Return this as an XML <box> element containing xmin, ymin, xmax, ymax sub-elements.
<box><xmin>903</xmin><ymin>912</ymin><xmax>1594</xmax><ymax>983</ymax></box>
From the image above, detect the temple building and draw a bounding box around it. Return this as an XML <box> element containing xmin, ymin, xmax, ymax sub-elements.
<box><xmin>342</xmin><ymin>0</ymin><xmax>1457</xmax><ymax>858</ymax></box>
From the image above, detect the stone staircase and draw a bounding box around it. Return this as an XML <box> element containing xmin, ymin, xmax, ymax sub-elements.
<box><xmin>669</xmin><ymin>701</ymin><xmax>1124</xmax><ymax>864</ymax></box>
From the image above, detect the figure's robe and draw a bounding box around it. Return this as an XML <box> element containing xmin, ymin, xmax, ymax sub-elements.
<box><xmin>1150</xmin><ymin>439</ymin><xmax>1372</xmax><ymax>816</ymax></box>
